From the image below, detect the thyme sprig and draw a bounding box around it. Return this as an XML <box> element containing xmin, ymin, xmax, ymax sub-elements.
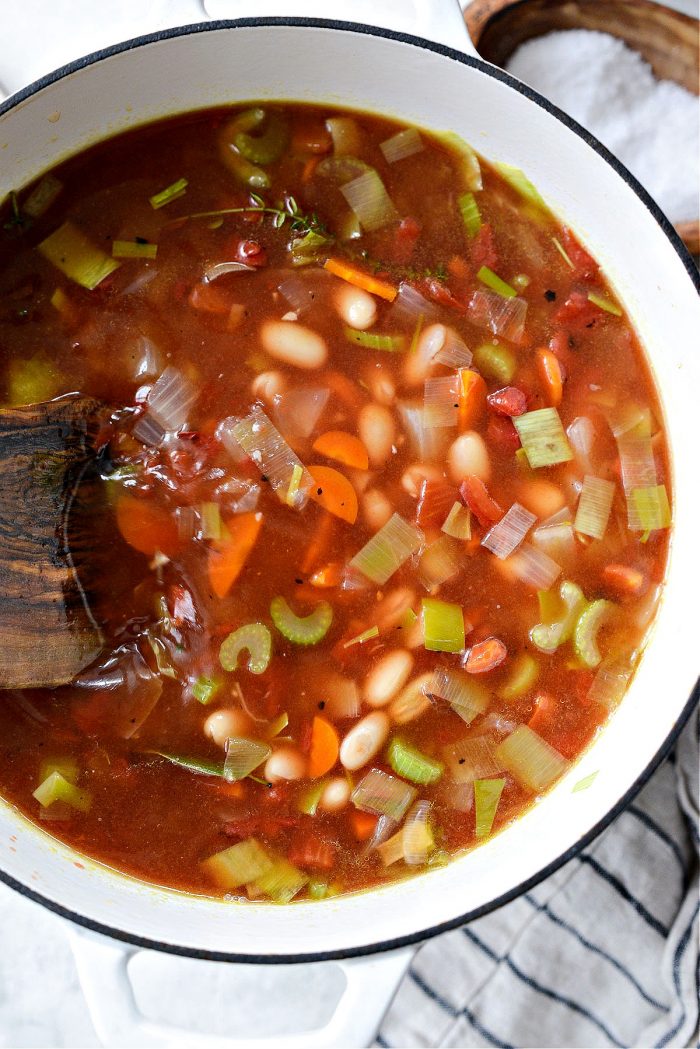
<box><xmin>183</xmin><ymin>193</ymin><xmax>328</xmax><ymax>238</ymax></box>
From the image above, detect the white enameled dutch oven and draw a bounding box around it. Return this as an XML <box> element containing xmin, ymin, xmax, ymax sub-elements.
<box><xmin>0</xmin><ymin>3</ymin><xmax>698</xmax><ymax>1045</ymax></box>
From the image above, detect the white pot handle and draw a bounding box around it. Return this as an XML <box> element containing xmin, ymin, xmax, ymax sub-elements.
<box><xmin>68</xmin><ymin>924</ymin><xmax>414</xmax><ymax>1049</ymax></box>
<box><xmin>201</xmin><ymin>0</ymin><xmax>478</xmax><ymax>55</ymax></box>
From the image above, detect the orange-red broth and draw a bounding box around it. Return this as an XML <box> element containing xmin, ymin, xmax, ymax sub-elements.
<box><xmin>0</xmin><ymin>105</ymin><xmax>670</xmax><ymax>901</ymax></box>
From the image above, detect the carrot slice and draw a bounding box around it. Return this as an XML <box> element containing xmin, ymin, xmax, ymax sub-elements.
<box><xmin>312</xmin><ymin>430</ymin><xmax>369</xmax><ymax>470</ymax></box>
<box><xmin>460</xmin><ymin>475</ymin><xmax>503</xmax><ymax>528</ymax></box>
<box><xmin>350</xmin><ymin>810</ymin><xmax>378</xmax><ymax>842</ymax></box>
<box><xmin>324</xmin><ymin>257</ymin><xmax>398</xmax><ymax>302</ymax></box>
<box><xmin>459</xmin><ymin>370</ymin><xmax>487</xmax><ymax>430</ymax></box>
<box><xmin>308</xmin><ymin>465</ymin><xmax>358</xmax><ymax>524</ymax></box>
<box><xmin>602</xmin><ymin>563</ymin><xmax>646</xmax><ymax>597</ymax></box>
<box><xmin>116</xmin><ymin>495</ymin><xmax>179</xmax><ymax>558</ymax></box>
<box><xmin>207</xmin><ymin>512</ymin><xmax>262</xmax><ymax>599</ymax></box>
<box><xmin>527</xmin><ymin>692</ymin><xmax>558</xmax><ymax>735</ymax></box>
<box><xmin>310</xmin><ymin>562</ymin><xmax>343</xmax><ymax>588</ymax></box>
<box><xmin>301</xmin><ymin>510</ymin><xmax>335</xmax><ymax>574</ymax></box>
<box><xmin>535</xmin><ymin>347</ymin><xmax>564</xmax><ymax>407</ymax></box>
<box><xmin>465</xmin><ymin>637</ymin><xmax>507</xmax><ymax>674</ymax></box>
<box><xmin>308</xmin><ymin>716</ymin><xmax>340</xmax><ymax>778</ymax></box>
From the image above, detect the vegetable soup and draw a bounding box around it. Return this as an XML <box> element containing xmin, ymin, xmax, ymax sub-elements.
<box><xmin>0</xmin><ymin>104</ymin><xmax>670</xmax><ymax>902</ymax></box>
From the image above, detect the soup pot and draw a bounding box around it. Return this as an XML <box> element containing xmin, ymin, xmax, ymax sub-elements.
<box><xmin>0</xmin><ymin>2</ymin><xmax>698</xmax><ymax>1045</ymax></box>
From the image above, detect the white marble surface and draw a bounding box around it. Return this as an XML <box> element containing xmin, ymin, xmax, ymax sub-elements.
<box><xmin>0</xmin><ymin>1</ymin><xmax>697</xmax><ymax>1045</ymax></box>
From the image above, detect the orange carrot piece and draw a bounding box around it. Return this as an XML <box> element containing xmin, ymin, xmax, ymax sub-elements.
<box><xmin>301</xmin><ymin>511</ymin><xmax>335</xmax><ymax>574</ymax></box>
<box><xmin>350</xmin><ymin>810</ymin><xmax>378</xmax><ymax>842</ymax></box>
<box><xmin>465</xmin><ymin>637</ymin><xmax>507</xmax><ymax>674</ymax></box>
<box><xmin>602</xmin><ymin>563</ymin><xmax>646</xmax><ymax>597</ymax></box>
<box><xmin>207</xmin><ymin>512</ymin><xmax>262</xmax><ymax>599</ymax></box>
<box><xmin>528</xmin><ymin>692</ymin><xmax>559</xmax><ymax>735</ymax></box>
<box><xmin>459</xmin><ymin>370</ymin><xmax>487</xmax><ymax>430</ymax></box>
<box><xmin>116</xmin><ymin>495</ymin><xmax>179</xmax><ymax>558</ymax></box>
<box><xmin>308</xmin><ymin>465</ymin><xmax>359</xmax><ymax>525</ymax></box>
<box><xmin>535</xmin><ymin>347</ymin><xmax>564</xmax><ymax>407</ymax></box>
<box><xmin>302</xmin><ymin>155</ymin><xmax>322</xmax><ymax>183</ymax></box>
<box><xmin>308</xmin><ymin>716</ymin><xmax>340</xmax><ymax>778</ymax></box>
<box><xmin>312</xmin><ymin>430</ymin><xmax>369</xmax><ymax>470</ymax></box>
<box><xmin>324</xmin><ymin>257</ymin><xmax>398</xmax><ymax>301</ymax></box>
<box><xmin>310</xmin><ymin>562</ymin><xmax>343</xmax><ymax>588</ymax></box>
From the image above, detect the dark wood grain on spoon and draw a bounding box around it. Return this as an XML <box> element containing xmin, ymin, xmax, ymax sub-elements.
<box><xmin>0</xmin><ymin>395</ymin><xmax>109</xmax><ymax>689</ymax></box>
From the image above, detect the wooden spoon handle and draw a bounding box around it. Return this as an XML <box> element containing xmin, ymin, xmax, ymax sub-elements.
<box><xmin>0</xmin><ymin>395</ymin><xmax>108</xmax><ymax>689</ymax></box>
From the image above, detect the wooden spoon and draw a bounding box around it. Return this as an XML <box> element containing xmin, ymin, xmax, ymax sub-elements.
<box><xmin>465</xmin><ymin>0</ymin><xmax>700</xmax><ymax>253</ymax></box>
<box><xmin>0</xmin><ymin>395</ymin><xmax>109</xmax><ymax>689</ymax></box>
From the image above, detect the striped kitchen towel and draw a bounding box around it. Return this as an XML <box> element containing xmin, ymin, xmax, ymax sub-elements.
<box><xmin>377</xmin><ymin>704</ymin><xmax>699</xmax><ymax>1049</ymax></box>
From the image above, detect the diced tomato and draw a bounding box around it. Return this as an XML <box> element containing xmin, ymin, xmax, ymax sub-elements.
<box><xmin>288</xmin><ymin>834</ymin><xmax>336</xmax><ymax>871</ymax></box>
<box><xmin>423</xmin><ymin>278</ymin><xmax>465</xmax><ymax>311</ymax></box>
<box><xmin>561</xmin><ymin>227</ymin><xmax>598</xmax><ymax>280</ymax></box>
<box><xmin>527</xmin><ymin>692</ymin><xmax>559</xmax><ymax>735</ymax></box>
<box><xmin>460</xmin><ymin>475</ymin><xmax>503</xmax><ymax>527</ymax></box>
<box><xmin>470</xmin><ymin>222</ymin><xmax>498</xmax><ymax>270</ymax></box>
<box><xmin>554</xmin><ymin>289</ymin><xmax>601</xmax><ymax>331</ymax></box>
<box><xmin>393</xmin><ymin>216</ymin><xmax>421</xmax><ymax>263</ymax></box>
<box><xmin>487</xmin><ymin>414</ymin><xmax>521</xmax><ymax>455</ymax></box>
<box><xmin>486</xmin><ymin>386</ymin><xmax>528</xmax><ymax>417</ymax></box>
<box><xmin>189</xmin><ymin>281</ymin><xmax>234</xmax><ymax>315</ymax></box>
<box><xmin>415</xmin><ymin>479</ymin><xmax>457</xmax><ymax>529</ymax></box>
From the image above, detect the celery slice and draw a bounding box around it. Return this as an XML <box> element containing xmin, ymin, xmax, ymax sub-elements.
<box><xmin>380</xmin><ymin>127</ymin><xmax>424</xmax><ymax>164</ymax></box>
<box><xmin>513</xmin><ymin>408</ymin><xmax>573</xmax><ymax>469</ymax></box>
<box><xmin>39</xmin><ymin>757</ymin><xmax>79</xmax><ymax>784</ymax></box>
<box><xmin>219</xmin><ymin>623</ymin><xmax>272</xmax><ymax>674</ymax></box>
<box><xmin>224</xmin><ymin>738</ymin><xmax>271</xmax><ymax>782</ymax></box>
<box><xmin>199</xmin><ymin>501</ymin><xmax>222</xmax><ymax>541</ymax></box>
<box><xmin>441</xmin><ymin>501</ymin><xmax>472</xmax><ymax>540</ymax></box>
<box><xmin>349</xmin><ymin>513</ymin><xmax>424</xmax><ymax>586</ymax></box>
<box><xmin>459</xmin><ymin>192</ymin><xmax>481</xmax><ymax>237</ymax></box>
<box><xmin>572</xmin><ymin>771</ymin><xmax>599</xmax><ymax>793</ymax></box>
<box><xmin>149</xmin><ymin>178</ymin><xmax>188</xmax><ymax>209</ymax></box>
<box><xmin>38</xmin><ymin>221</ymin><xmax>120</xmax><ymax>290</ymax></box>
<box><xmin>191</xmin><ymin>674</ymin><xmax>222</xmax><ymax>705</ymax></box>
<box><xmin>477</xmin><ymin>265</ymin><xmax>517</xmax><ymax>299</ymax></box>
<box><xmin>499</xmin><ymin>652</ymin><xmax>539</xmax><ymax>700</ymax></box>
<box><xmin>298</xmin><ymin>780</ymin><xmax>326</xmax><ymax>816</ymax></box>
<box><xmin>573</xmin><ymin>599</ymin><xmax>615</xmax><ymax>668</ymax></box>
<box><xmin>112</xmin><ymin>240</ymin><xmax>158</xmax><ymax>259</ymax></box>
<box><xmin>474</xmin><ymin>777</ymin><xmax>506</xmax><ymax>837</ymax></box>
<box><xmin>473</xmin><ymin>342</ymin><xmax>516</xmax><ymax>383</ymax></box>
<box><xmin>344</xmin><ymin>327</ymin><xmax>406</xmax><ymax>353</ymax></box>
<box><xmin>418</xmin><ymin>535</ymin><xmax>462</xmax><ymax>590</ymax></box>
<box><xmin>33</xmin><ymin>772</ymin><xmax>91</xmax><ymax>812</ymax></box>
<box><xmin>574</xmin><ymin>476</ymin><xmax>615</xmax><ymax>539</ymax></box>
<box><xmin>341</xmin><ymin>170</ymin><xmax>398</xmax><ymax>232</ymax></box>
<box><xmin>387</xmin><ymin>737</ymin><xmax>443</xmax><ymax>785</ymax></box>
<box><xmin>444</xmin><ymin>737</ymin><xmax>503</xmax><ymax>783</ymax></box>
<box><xmin>233</xmin><ymin>109</ymin><xmax>289</xmax><ymax>165</ymax></box>
<box><xmin>632</xmin><ymin>485</ymin><xmax>671</xmax><ymax>532</ymax></box>
<box><xmin>495</xmin><ymin>725</ymin><xmax>569</xmax><ymax>793</ymax></box>
<box><xmin>587</xmin><ymin>290</ymin><xmax>622</xmax><ymax>317</ymax></box>
<box><xmin>270</xmin><ymin>597</ymin><xmax>333</xmax><ymax>645</ymax></box>
<box><xmin>494</xmin><ymin>162</ymin><xmax>546</xmax><ymax>209</ymax></box>
<box><xmin>552</xmin><ymin>236</ymin><xmax>574</xmax><ymax>269</ymax></box>
<box><xmin>156</xmin><ymin>752</ymin><xmax>224</xmax><ymax>777</ymax></box>
<box><xmin>252</xmin><ymin>856</ymin><xmax>308</xmax><ymax>903</ymax></box>
<box><xmin>530</xmin><ymin>580</ymin><xmax>587</xmax><ymax>654</ymax></box>
<box><xmin>202</xmin><ymin>838</ymin><xmax>272</xmax><ymax>889</ymax></box>
<box><xmin>422</xmin><ymin>598</ymin><xmax>465</xmax><ymax>653</ymax></box>
<box><xmin>343</xmin><ymin>625</ymin><xmax>380</xmax><ymax>649</ymax></box>
<box><xmin>437</xmin><ymin>132</ymin><xmax>483</xmax><ymax>191</ymax></box>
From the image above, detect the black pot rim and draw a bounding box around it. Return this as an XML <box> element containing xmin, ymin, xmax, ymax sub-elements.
<box><xmin>0</xmin><ymin>15</ymin><xmax>698</xmax><ymax>966</ymax></box>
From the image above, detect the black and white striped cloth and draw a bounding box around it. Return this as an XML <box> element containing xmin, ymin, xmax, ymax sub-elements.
<box><xmin>376</xmin><ymin>705</ymin><xmax>699</xmax><ymax>1049</ymax></box>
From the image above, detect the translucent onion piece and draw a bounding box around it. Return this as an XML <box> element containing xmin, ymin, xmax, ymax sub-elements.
<box><xmin>468</xmin><ymin>288</ymin><xmax>527</xmax><ymax>342</ymax></box>
<box><xmin>274</xmin><ymin>386</ymin><xmax>330</xmax><ymax>441</ymax></box>
<box><xmin>316</xmin><ymin>154</ymin><xmax>373</xmax><ymax>184</ymax></box>
<box><xmin>24</xmin><ymin>174</ymin><xmax>63</xmax><ymax>218</ymax></box>
<box><xmin>423</xmin><ymin>374</ymin><xmax>460</xmax><ymax>428</ymax></box>
<box><xmin>204</xmin><ymin>261</ymin><xmax>254</xmax><ymax>281</ymax></box>
<box><xmin>574</xmin><ymin>475</ymin><xmax>615</xmax><ymax>539</ymax></box>
<box><xmin>388</xmin><ymin>283</ymin><xmax>437</xmax><ymax>326</ymax></box>
<box><xmin>430</xmin><ymin>326</ymin><xmax>473</xmax><ymax>369</ymax></box>
<box><xmin>349</xmin><ymin>513</ymin><xmax>424</xmax><ymax>585</ymax></box>
<box><xmin>351</xmin><ymin>768</ymin><xmax>416</xmax><ymax>821</ymax></box>
<box><xmin>495</xmin><ymin>725</ymin><xmax>569</xmax><ymax>793</ymax></box>
<box><xmin>505</xmin><ymin>542</ymin><xmax>561</xmax><ymax>591</ymax></box>
<box><xmin>325</xmin><ymin>117</ymin><xmax>362</xmax><ymax>156</ymax></box>
<box><xmin>215</xmin><ymin>477</ymin><xmax>261</xmax><ymax>515</ymax></box>
<box><xmin>428</xmin><ymin>667</ymin><xmax>489</xmax><ymax>725</ymax></box>
<box><xmin>216</xmin><ymin>417</ymin><xmax>249</xmax><ymax>464</ymax></box>
<box><xmin>531</xmin><ymin>511</ymin><xmax>575</xmax><ymax>563</ymax></box>
<box><xmin>231</xmin><ymin>406</ymin><xmax>313</xmax><ymax>505</ymax></box>
<box><xmin>223</xmin><ymin>738</ymin><xmax>271</xmax><ymax>782</ymax></box>
<box><xmin>439</xmin><ymin>132</ymin><xmax>482</xmax><ymax>190</ymax></box>
<box><xmin>366</xmin><ymin>814</ymin><xmax>399</xmax><ymax>852</ymax></box>
<box><xmin>482</xmin><ymin>502</ymin><xmax>536</xmax><ymax>559</ymax></box>
<box><xmin>340</xmin><ymin>170</ymin><xmax>398</xmax><ymax>232</ymax></box>
<box><xmin>147</xmin><ymin>367</ymin><xmax>197</xmax><ymax>432</ymax></box>
<box><xmin>73</xmin><ymin>645</ymin><xmax>163</xmax><ymax>740</ymax></box>
<box><xmin>322</xmin><ymin>674</ymin><xmax>361</xmax><ymax>720</ymax></box>
<box><xmin>278</xmin><ymin>276</ymin><xmax>316</xmax><ymax>316</ymax></box>
<box><xmin>398</xmin><ymin>401</ymin><xmax>450</xmax><ymax>461</ymax></box>
<box><xmin>176</xmin><ymin>505</ymin><xmax>198</xmax><ymax>541</ymax></box>
<box><xmin>376</xmin><ymin>828</ymin><xmax>406</xmax><ymax>866</ymax></box>
<box><xmin>513</xmin><ymin>408</ymin><xmax>573</xmax><ymax>469</ymax></box>
<box><xmin>618</xmin><ymin>435</ymin><xmax>657</xmax><ymax>531</ymax></box>
<box><xmin>444</xmin><ymin>736</ymin><xmax>502</xmax><ymax>784</ymax></box>
<box><xmin>202</xmin><ymin>839</ymin><xmax>271</xmax><ymax>889</ymax></box>
<box><xmin>132</xmin><ymin>412</ymin><xmax>166</xmax><ymax>447</ymax></box>
<box><xmin>567</xmin><ymin>416</ymin><xmax>596</xmax><ymax>474</ymax></box>
<box><xmin>606</xmin><ymin>403</ymin><xmax>652</xmax><ymax>440</ymax></box>
<box><xmin>402</xmin><ymin>801</ymin><xmax>434</xmax><ymax>865</ymax></box>
<box><xmin>380</xmin><ymin>127</ymin><xmax>424</xmax><ymax>164</ymax></box>
<box><xmin>587</xmin><ymin>658</ymin><xmax>633</xmax><ymax>709</ymax></box>
<box><xmin>253</xmin><ymin>856</ymin><xmax>308</xmax><ymax>903</ymax></box>
<box><xmin>418</xmin><ymin>535</ymin><xmax>462</xmax><ymax>591</ymax></box>
<box><xmin>442</xmin><ymin>501</ymin><xmax>472</xmax><ymax>540</ymax></box>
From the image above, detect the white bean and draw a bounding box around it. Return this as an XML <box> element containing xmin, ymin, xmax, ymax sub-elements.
<box><xmin>362</xmin><ymin>488</ymin><xmax>393</xmax><ymax>531</ymax></box>
<box><xmin>448</xmin><ymin>431</ymin><xmax>491</xmax><ymax>483</ymax></box>
<box><xmin>403</xmin><ymin>322</ymin><xmax>444</xmax><ymax>387</ymax></box>
<box><xmin>335</xmin><ymin>283</ymin><xmax>377</xmax><ymax>330</ymax></box>
<box><xmin>358</xmin><ymin>404</ymin><xmax>395</xmax><ymax>468</ymax></box>
<box><xmin>388</xmin><ymin>672</ymin><xmax>434</xmax><ymax>724</ymax></box>
<box><xmin>318</xmin><ymin>777</ymin><xmax>351</xmax><ymax>812</ymax></box>
<box><xmin>203</xmin><ymin>708</ymin><xmax>252</xmax><ymax>749</ymax></box>
<box><xmin>339</xmin><ymin>711</ymin><xmax>390</xmax><ymax>771</ymax></box>
<box><xmin>260</xmin><ymin>320</ymin><xmax>327</xmax><ymax>370</ymax></box>
<box><xmin>365</xmin><ymin>365</ymin><xmax>395</xmax><ymax>406</ymax></box>
<box><xmin>251</xmin><ymin>370</ymin><xmax>286</xmax><ymax>403</ymax></box>
<box><xmin>364</xmin><ymin>650</ymin><xmax>414</xmax><ymax>707</ymax></box>
<box><xmin>264</xmin><ymin>746</ymin><xmax>307</xmax><ymax>783</ymax></box>
<box><xmin>400</xmin><ymin>462</ymin><xmax>443</xmax><ymax>499</ymax></box>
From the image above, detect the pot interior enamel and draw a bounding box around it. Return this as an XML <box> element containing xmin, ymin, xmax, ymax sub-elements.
<box><xmin>0</xmin><ymin>21</ymin><xmax>698</xmax><ymax>960</ymax></box>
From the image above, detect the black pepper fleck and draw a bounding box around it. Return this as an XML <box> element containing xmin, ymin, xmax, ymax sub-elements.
<box><xmin>544</xmin><ymin>289</ymin><xmax>556</xmax><ymax>302</ymax></box>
